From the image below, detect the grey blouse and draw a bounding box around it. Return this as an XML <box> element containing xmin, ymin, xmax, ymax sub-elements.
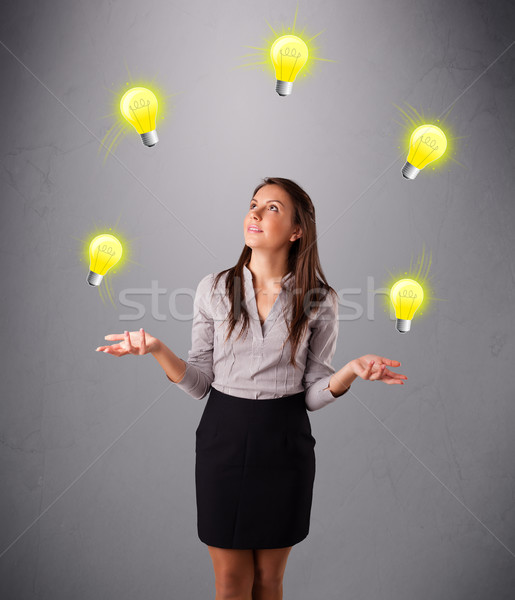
<box><xmin>170</xmin><ymin>264</ymin><xmax>341</xmax><ymax>411</ymax></box>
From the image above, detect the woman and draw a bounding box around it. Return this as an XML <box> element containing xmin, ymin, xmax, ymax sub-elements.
<box><xmin>96</xmin><ymin>177</ymin><xmax>407</xmax><ymax>600</ymax></box>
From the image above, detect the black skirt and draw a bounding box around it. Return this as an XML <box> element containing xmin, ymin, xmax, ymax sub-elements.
<box><xmin>195</xmin><ymin>385</ymin><xmax>316</xmax><ymax>549</ymax></box>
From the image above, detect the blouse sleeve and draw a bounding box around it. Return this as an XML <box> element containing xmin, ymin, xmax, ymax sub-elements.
<box><xmin>302</xmin><ymin>290</ymin><xmax>343</xmax><ymax>412</ymax></box>
<box><xmin>169</xmin><ymin>273</ymin><xmax>215</xmax><ymax>400</ymax></box>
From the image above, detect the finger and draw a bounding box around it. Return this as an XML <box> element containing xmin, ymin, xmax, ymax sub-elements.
<box><xmin>124</xmin><ymin>330</ymin><xmax>133</xmax><ymax>351</ymax></box>
<box><xmin>366</xmin><ymin>360</ymin><xmax>375</xmax><ymax>377</ymax></box>
<box><xmin>356</xmin><ymin>360</ymin><xmax>375</xmax><ymax>380</ymax></box>
<box><xmin>379</xmin><ymin>358</ymin><xmax>401</xmax><ymax>367</ymax></box>
<box><xmin>104</xmin><ymin>334</ymin><xmax>125</xmax><ymax>340</ymax></box>
<box><xmin>361</xmin><ymin>360</ymin><xmax>374</xmax><ymax>380</ymax></box>
<box><xmin>97</xmin><ymin>346</ymin><xmax>120</xmax><ymax>353</ymax></box>
<box><xmin>140</xmin><ymin>328</ymin><xmax>147</xmax><ymax>354</ymax></box>
<box><xmin>97</xmin><ymin>342</ymin><xmax>122</xmax><ymax>351</ymax></box>
<box><xmin>383</xmin><ymin>373</ymin><xmax>405</xmax><ymax>383</ymax></box>
<box><xmin>104</xmin><ymin>346</ymin><xmax>128</xmax><ymax>357</ymax></box>
<box><xmin>372</xmin><ymin>364</ymin><xmax>387</xmax><ymax>381</ymax></box>
<box><xmin>383</xmin><ymin>368</ymin><xmax>407</xmax><ymax>380</ymax></box>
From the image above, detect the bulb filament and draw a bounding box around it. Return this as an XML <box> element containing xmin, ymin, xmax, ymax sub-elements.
<box><xmin>129</xmin><ymin>99</ymin><xmax>152</xmax><ymax>132</ymax></box>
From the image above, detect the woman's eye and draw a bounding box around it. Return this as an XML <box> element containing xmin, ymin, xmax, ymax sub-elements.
<box><xmin>250</xmin><ymin>204</ymin><xmax>278</xmax><ymax>211</ymax></box>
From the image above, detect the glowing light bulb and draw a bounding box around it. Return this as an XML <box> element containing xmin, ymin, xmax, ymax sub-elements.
<box><xmin>270</xmin><ymin>35</ymin><xmax>308</xmax><ymax>96</ymax></box>
<box><xmin>120</xmin><ymin>86</ymin><xmax>159</xmax><ymax>147</ymax></box>
<box><xmin>401</xmin><ymin>124</ymin><xmax>447</xmax><ymax>179</ymax></box>
<box><xmin>390</xmin><ymin>278</ymin><xmax>424</xmax><ymax>333</ymax></box>
<box><xmin>87</xmin><ymin>234</ymin><xmax>123</xmax><ymax>286</ymax></box>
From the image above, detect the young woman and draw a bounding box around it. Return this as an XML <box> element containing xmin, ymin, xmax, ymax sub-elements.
<box><xmin>96</xmin><ymin>177</ymin><xmax>407</xmax><ymax>600</ymax></box>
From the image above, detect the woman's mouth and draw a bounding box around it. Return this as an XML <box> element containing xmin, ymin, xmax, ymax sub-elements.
<box><xmin>247</xmin><ymin>226</ymin><xmax>263</xmax><ymax>233</ymax></box>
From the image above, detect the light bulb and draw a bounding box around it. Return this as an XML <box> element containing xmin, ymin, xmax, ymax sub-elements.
<box><xmin>401</xmin><ymin>124</ymin><xmax>447</xmax><ymax>179</ymax></box>
<box><xmin>390</xmin><ymin>278</ymin><xmax>424</xmax><ymax>333</ymax></box>
<box><xmin>120</xmin><ymin>86</ymin><xmax>159</xmax><ymax>147</ymax></box>
<box><xmin>270</xmin><ymin>35</ymin><xmax>308</xmax><ymax>96</ymax></box>
<box><xmin>87</xmin><ymin>234</ymin><xmax>123</xmax><ymax>287</ymax></box>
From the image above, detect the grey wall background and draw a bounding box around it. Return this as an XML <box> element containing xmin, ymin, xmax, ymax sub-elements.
<box><xmin>1</xmin><ymin>0</ymin><xmax>514</xmax><ymax>598</ymax></box>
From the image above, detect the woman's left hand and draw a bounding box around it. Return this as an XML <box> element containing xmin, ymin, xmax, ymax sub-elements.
<box><xmin>351</xmin><ymin>355</ymin><xmax>407</xmax><ymax>385</ymax></box>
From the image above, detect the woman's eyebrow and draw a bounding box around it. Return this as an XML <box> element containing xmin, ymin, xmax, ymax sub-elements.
<box><xmin>250</xmin><ymin>199</ymin><xmax>285</xmax><ymax>206</ymax></box>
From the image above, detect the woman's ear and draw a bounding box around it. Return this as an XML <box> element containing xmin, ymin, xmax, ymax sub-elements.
<box><xmin>290</xmin><ymin>228</ymin><xmax>302</xmax><ymax>242</ymax></box>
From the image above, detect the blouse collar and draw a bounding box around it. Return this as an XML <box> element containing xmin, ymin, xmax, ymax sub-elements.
<box><xmin>243</xmin><ymin>263</ymin><xmax>294</xmax><ymax>289</ymax></box>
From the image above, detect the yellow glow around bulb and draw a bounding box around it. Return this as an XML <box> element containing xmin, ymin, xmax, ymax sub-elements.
<box><xmin>270</xmin><ymin>35</ymin><xmax>308</xmax><ymax>96</ymax></box>
<box><xmin>390</xmin><ymin>278</ymin><xmax>424</xmax><ymax>333</ymax></box>
<box><xmin>402</xmin><ymin>124</ymin><xmax>447</xmax><ymax>179</ymax></box>
<box><xmin>87</xmin><ymin>234</ymin><xmax>123</xmax><ymax>287</ymax></box>
<box><xmin>120</xmin><ymin>87</ymin><xmax>159</xmax><ymax>147</ymax></box>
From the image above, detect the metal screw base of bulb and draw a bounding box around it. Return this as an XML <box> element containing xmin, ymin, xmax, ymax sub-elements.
<box><xmin>275</xmin><ymin>80</ymin><xmax>293</xmax><ymax>96</ymax></box>
<box><xmin>401</xmin><ymin>161</ymin><xmax>420</xmax><ymax>180</ymax></box>
<box><xmin>87</xmin><ymin>271</ymin><xmax>104</xmax><ymax>287</ymax></box>
<box><xmin>395</xmin><ymin>318</ymin><xmax>411</xmax><ymax>334</ymax></box>
<box><xmin>141</xmin><ymin>130</ymin><xmax>159</xmax><ymax>147</ymax></box>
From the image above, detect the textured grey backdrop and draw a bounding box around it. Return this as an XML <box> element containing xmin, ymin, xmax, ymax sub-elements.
<box><xmin>1</xmin><ymin>0</ymin><xmax>514</xmax><ymax>598</ymax></box>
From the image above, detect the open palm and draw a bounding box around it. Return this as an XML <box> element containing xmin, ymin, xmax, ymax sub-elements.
<box><xmin>352</xmin><ymin>354</ymin><xmax>407</xmax><ymax>385</ymax></box>
<box><xmin>96</xmin><ymin>329</ymin><xmax>158</xmax><ymax>357</ymax></box>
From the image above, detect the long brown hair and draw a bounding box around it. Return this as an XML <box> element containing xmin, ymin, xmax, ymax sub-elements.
<box><xmin>211</xmin><ymin>177</ymin><xmax>338</xmax><ymax>369</ymax></box>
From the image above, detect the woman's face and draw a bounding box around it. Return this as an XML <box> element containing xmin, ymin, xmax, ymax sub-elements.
<box><xmin>243</xmin><ymin>184</ymin><xmax>301</xmax><ymax>250</ymax></box>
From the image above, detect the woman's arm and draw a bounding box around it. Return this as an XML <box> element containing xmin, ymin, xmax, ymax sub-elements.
<box><xmin>326</xmin><ymin>361</ymin><xmax>357</xmax><ymax>397</ymax></box>
<box><xmin>151</xmin><ymin>339</ymin><xmax>188</xmax><ymax>383</ymax></box>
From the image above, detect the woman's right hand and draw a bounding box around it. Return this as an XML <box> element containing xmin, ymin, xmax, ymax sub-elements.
<box><xmin>96</xmin><ymin>329</ymin><xmax>160</xmax><ymax>357</ymax></box>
